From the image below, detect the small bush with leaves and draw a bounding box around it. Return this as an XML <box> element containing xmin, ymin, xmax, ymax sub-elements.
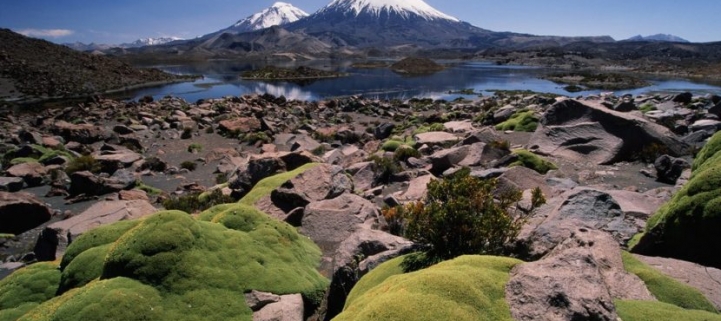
<box><xmin>402</xmin><ymin>168</ymin><xmax>526</xmax><ymax>270</ymax></box>
<box><xmin>394</xmin><ymin>146</ymin><xmax>421</xmax><ymax>162</ymax></box>
<box><xmin>181</xmin><ymin>128</ymin><xmax>193</xmax><ymax>139</ymax></box>
<box><xmin>65</xmin><ymin>155</ymin><xmax>101</xmax><ymax>174</ymax></box>
<box><xmin>180</xmin><ymin>161</ymin><xmax>197</xmax><ymax>171</ymax></box>
<box><xmin>162</xmin><ymin>189</ymin><xmax>235</xmax><ymax>214</ymax></box>
<box><xmin>368</xmin><ymin>155</ymin><xmax>401</xmax><ymax>186</ymax></box>
<box><xmin>187</xmin><ymin>143</ymin><xmax>203</xmax><ymax>153</ymax></box>
<box><xmin>635</xmin><ymin>142</ymin><xmax>670</xmax><ymax>163</ymax></box>
<box><xmin>489</xmin><ymin>139</ymin><xmax>511</xmax><ymax>151</ymax></box>
<box><xmin>311</xmin><ymin>145</ymin><xmax>327</xmax><ymax>156</ymax></box>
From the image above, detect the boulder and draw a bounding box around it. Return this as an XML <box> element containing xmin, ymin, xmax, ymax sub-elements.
<box><xmin>413</xmin><ymin>131</ymin><xmax>459</xmax><ymax>147</ymax></box>
<box><xmin>34</xmin><ymin>199</ymin><xmax>157</xmax><ymax>261</ymax></box>
<box><xmin>690</xmin><ymin>119</ymin><xmax>721</xmax><ymax>133</ymax></box>
<box><xmin>529</xmin><ymin>99</ymin><xmax>689</xmax><ymax>165</ymax></box>
<box><xmin>300</xmin><ymin>193</ymin><xmax>381</xmax><ymax>275</ymax></box>
<box><xmin>633</xmin><ymin>254</ymin><xmax>721</xmax><ymax>311</ymax></box>
<box><xmin>0</xmin><ymin>176</ymin><xmax>24</xmax><ymax>192</ymax></box>
<box><xmin>51</xmin><ymin>120</ymin><xmax>109</xmax><ymax>144</ymax></box>
<box><xmin>94</xmin><ymin>148</ymin><xmax>143</xmax><ymax>171</ymax></box>
<box><xmin>507</xmin><ymin>229</ymin><xmax>654</xmax><ymax>321</ymax></box>
<box><xmin>266</xmin><ymin>164</ymin><xmax>352</xmax><ymax>219</ymax></box>
<box><xmin>672</xmin><ymin>92</ymin><xmax>693</xmax><ymax>104</ymax></box>
<box><xmin>0</xmin><ymin>191</ymin><xmax>52</xmax><ymax>235</ymax></box>
<box><xmin>427</xmin><ymin>145</ymin><xmax>468</xmax><ymax>174</ymax></box>
<box><xmin>654</xmin><ymin>154</ymin><xmax>691</xmax><ymax>184</ymax></box>
<box><xmin>228</xmin><ymin>155</ymin><xmax>286</xmax><ymax>195</ymax></box>
<box><xmin>518</xmin><ymin>188</ymin><xmax>642</xmax><ymax>259</ymax></box>
<box><xmin>6</xmin><ymin>162</ymin><xmax>47</xmax><ymax>187</ymax></box>
<box><xmin>394</xmin><ymin>174</ymin><xmax>434</xmax><ymax>203</ymax></box>
<box><xmin>443</xmin><ymin>120</ymin><xmax>474</xmax><ymax>133</ymax></box>
<box><xmin>68</xmin><ymin>170</ymin><xmax>136</xmax><ymax>196</ymax></box>
<box><xmin>218</xmin><ymin>117</ymin><xmax>261</xmax><ymax>134</ymax></box>
<box><xmin>350</xmin><ymin>162</ymin><xmax>375</xmax><ymax>192</ymax></box>
<box><xmin>323</xmin><ymin>229</ymin><xmax>414</xmax><ymax>318</ymax></box>
<box><xmin>374</xmin><ymin>123</ymin><xmax>395</xmax><ymax>139</ymax></box>
<box><xmin>252</xmin><ymin>294</ymin><xmax>304</xmax><ymax>321</ymax></box>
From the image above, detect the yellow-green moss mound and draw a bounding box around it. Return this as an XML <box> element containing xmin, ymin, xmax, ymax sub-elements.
<box><xmin>0</xmin><ymin>262</ymin><xmax>60</xmax><ymax>321</ymax></box>
<box><xmin>495</xmin><ymin>111</ymin><xmax>538</xmax><ymax>132</ymax></box>
<box><xmin>616</xmin><ymin>300</ymin><xmax>721</xmax><ymax>321</ymax></box>
<box><xmin>621</xmin><ymin>252</ymin><xmax>717</xmax><ymax>312</ymax></box>
<box><xmin>2</xmin><ymin>204</ymin><xmax>327</xmax><ymax>321</ymax></box>
<box><xmin>334</xmin><ymin>255</ymin><xmax>522</xmax><ymax>321</ymax></box>
<box><xmin>632</xmin><ymin>131</ymin><xmax>721</xmax><ymax>268</ymax></box>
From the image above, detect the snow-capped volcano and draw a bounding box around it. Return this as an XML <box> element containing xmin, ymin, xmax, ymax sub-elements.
<box><xmin>318</xmin><ymin>0</ymin><xmax>459</xmax><ymax>21</ymax></box>
<box><xmin>227</xmin><ymin>2</ymin><xmax>309</xmax><ymax>34</ymax></box>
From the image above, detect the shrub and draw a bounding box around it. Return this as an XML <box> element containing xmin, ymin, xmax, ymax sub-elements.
<box><xmin>495</xmin><ymin>110</ymin><xmax>539</xmax><ymax>132</ymax></box>
<box><xmin>381</xmin><ymin>140</ymin><xmax>403</xmax><ymax>152</ymax></box>
<box><xmin>369</xmin><ymin>155</ymin><xmax>401</xmax><ymax>186</ymax></box>
<box><xmin>243</xmin><ymin>132</ymin><xmax>271</xmax><ymax>145</ymax></box>
<box><xmin>489</xmin><ymin>139</ymin><xmax>511</xmax><ymax>151</ymax></box>
<box><xmin>531</xmin><ymin>187</ymin><xmax>547</xmax><ymax>209</ymax></box>
<box><xmin>187</xmin><ymin>143</ymin><xmax>203</xmax><ymax>153</ymax></box>
<box><xmin>402</xmin><ymin>168</ymin><xmax>525</xmax><ymax>270</ymax></box>
<box><xmin>65</xmin><ymin>155</ymin><xmax>101</xmax><ymax>174</ymax></box>
<box><xmin>634</xmin><ymin>142</ymin><xmax>669</xmax><ymax>163</ymax></box>
<box><xmin>180</xmin><ymin>128</ymin><xmax>193</xmax><ymax>139</ymax></box>
<box><xmin>393</xmin><ymin>146</ymin><xmax>421</xmax><ymax>162</ymax></box>
<box><xmin>311</xmin><ymin>145</ymin><xmax>327</xmax><ymax>156</ymax></box>
<box><xmin>180</xmin><ymin>160</ymin><xmax>197</xmax><ymax>171</ymax></box>
<box><xmin>510</xmin><ymin>150</ymin><xmax>557</xmax><ymax>174</ymax></box>
<box><xmin>162</xmin><ymin>189</ymin><xmax>235</xmax><ymax>214</ymax></box>
<box><xmin>381</xmin><ymin>206</ymin><xmax>407</xmax><ymax>236</ymax></box>
<box><xmin>215</xmin><ymin>173</ymin><xmax>228</xmax><ymax>184</ymax></box>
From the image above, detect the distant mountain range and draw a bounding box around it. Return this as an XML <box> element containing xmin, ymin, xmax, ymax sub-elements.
<box><xmin>624</xmin><ymin>34</ymin><xmax>690</xmax><ymax>43</ymax></box>
<box><xmin>64</xmin><ymin>37</ymin><xmax>184</xmax><ymax>52</ymax></box>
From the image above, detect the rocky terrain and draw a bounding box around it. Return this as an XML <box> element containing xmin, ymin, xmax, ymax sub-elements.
<box><xmin>0</xmin><ymin>29</ymin><xmax>191</xmax><ymax>102</ymax></box>
<box><xmin>1</xmin><ymin>88</ymin><xmax>721</xmax><ymax>320</ymax></box>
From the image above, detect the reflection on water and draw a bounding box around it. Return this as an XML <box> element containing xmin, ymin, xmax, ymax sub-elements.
<box><xmin>126</xmin><ymin>60</ymin><xmax>721</xmax><ymax>102</ymax></box>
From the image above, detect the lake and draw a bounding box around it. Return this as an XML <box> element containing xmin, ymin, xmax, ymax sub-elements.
<box><xmin>125</xmin><ymin>60</ymin><xmax>721</xmax><ymax>102</ymax></box>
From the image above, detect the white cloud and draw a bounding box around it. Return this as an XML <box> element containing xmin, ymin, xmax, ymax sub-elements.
<box><xmin>16</xmin><ymin>28</ymin><xmax>74</xmax><ymax>38</ymax></box>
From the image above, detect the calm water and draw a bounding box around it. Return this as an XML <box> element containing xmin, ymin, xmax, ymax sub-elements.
<box><xmin>125</xmin><ymin>60</ymin><xmax>721</xmax><ymax>102</ymax></box>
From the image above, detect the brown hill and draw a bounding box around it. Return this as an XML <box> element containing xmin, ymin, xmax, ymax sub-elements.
<box><xmin>0</xmin><ymin>29</ymin><xmax>184</xmax><ymax>101</ymax></box>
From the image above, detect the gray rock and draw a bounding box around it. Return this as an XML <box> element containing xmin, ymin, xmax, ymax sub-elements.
<box><xmin>690</xmin><ymin>119</ymin><xmax>721</xmax><ymax>132</ymax></box>
<box><xmin>394</xmin><ymin>174</ymin><xmax>434</xmax><ymax>203</ymax></box>
<box><xmin>427</xmin><ymin>145</ymin><xmax>468</xmax><ymax>174</ymax></box>
<box><xmin>35</xmin><ymin>200</ymin><xmax>157</xmax><ymax>261</ymax></box>
<box><xmin>0</xmin><ymin>191</ymin><xmax>52</xmax><ymax>235</ymax></box>
<box><xmin>672</xmin><ymin>92</ymin><xmax>693</xmax><ymax>104</ymax></box>
<box><xmin>493</xmin><ymin>105</ymin><xmax>517</xmax><ymax>122</ymax></box>
<box><xmin>654</xmin><ymin>154</ymin><xmax>691</xmax><ymax>184</ymax></box>
<box><xmin>518</xmin><ymin>188</ymin><xmax>643</xmax><ymax>259</ymax></box>
<box><xmin>374</xmin><ymin>123</ymin><xmax>395</xmax><ymax>139</ymax></box>
<box><xmin>6</xmin><ymin>162</ymin><xmax>47</xmax><ymax>187</ymax></box>
<box><xmin>530</xmin><ymin>99</ymin><xmax>689</xmax><ymax>165</ymax></box>
<box><xmin>267</xmin><ymin>164</ymin><xmax>352</xmax><ymax>219</ymax></box>
<box><xmin>507</xmin><ymin>229</ymin><xmax>654</xmax><ymax>321</ymax></box>
<box><xmin>413</xmin><ymin>131</ymin><xmax>459</xmax><ymax>147</ymax></box>
<box><xmin>323</xmin><ymin>229</ymin><xmax>414</xmax><ymax>318</ymax></box>
<box><xmin>68</xmin><ymin>171</ymin><xmax>136</xmax><ymax>196</ymax></box>
<box><xmin>0</xmin><ymin>177</ymin><xmax>24</xmax><ymax>192</ymax></box>
<box><xmin>443</xmin><ymin>120</ymin><xmax>474</xmax><ymax>133</ymax></box>
<box><xmin>300</xmin><ymin>193</ymin><xmax>381</xmax><ymax>275</ymax></box>
<box><xmin>245</xmin><ymin>290</ymin><xmax>281</xmax><ymax>311</ymax></box>
<box><xmin>252</xmin><ymin>294</ymin><xmax>304</xmax><ymax>321</ymax></box>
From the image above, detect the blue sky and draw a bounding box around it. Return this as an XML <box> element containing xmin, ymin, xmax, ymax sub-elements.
<box><xmin>1</xmin><ymin>0</ymin><xmax>719</xmax><ymax>44</ymax></box>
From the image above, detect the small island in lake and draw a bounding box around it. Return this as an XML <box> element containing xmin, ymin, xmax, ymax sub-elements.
<box><xmin>241</xmin><ymin>66</ymin><xmax>347</xmax><ymax>81</ymax></box>
<box><xmin>390</xmin><ymin>57</ymin><xmax>445</xmax><ymax>75</ymax></box>
<box><xmin>543</xmin><ymin>71</ymin><xmax>650</xmax><ymax>91</ymax></box>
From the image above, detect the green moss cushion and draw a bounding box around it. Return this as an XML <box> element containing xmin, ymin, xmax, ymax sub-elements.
<box><xmin>621</xmin><ymin>252</ymin><xmax>716</xmax><ymax>312</ymax></box>
<box><xmin>495</xmin><ymin>111</ymin><xmax>538</xmax><ymax>132</ymax></box>
<box><xmin>510</xmin><ymin>149</ymin><xmax>557</xmax><ymax>174</ymax></box>
<box><xmin>334</xmin><ymin>255</ymin><xmax>522</xmax><ymax>321</ymax></box>
<box><xmin>0</xmin><ymin>262</ymin><xmax>60</xmax><ymax>321</ymax></box>
<box><xmin>6</xmin><ymin>205</ymin><xmax>327</xmax><ymax>321</ymax></box>
<box><xmin>615</xmin><ymin>300</ymin><xmax>721</xmax><ymax>321</ymax></box>
<box><xmin>632</xmin><ymin>131</ymin><xmax>721</xmax><ymax>268</ymax></box>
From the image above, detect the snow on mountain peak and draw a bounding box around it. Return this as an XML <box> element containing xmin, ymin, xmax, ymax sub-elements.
<box><xmin>233</xmin><ymin>2</ymin><xmax>309</xmax><ymax>31</ymax></box>
<box><xmin>321</xmin><ymin>0</ymin><xmax>459</xmax><ymax>22</ymax></box>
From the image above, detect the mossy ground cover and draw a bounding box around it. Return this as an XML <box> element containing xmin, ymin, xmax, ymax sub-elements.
<box><xmin>510</xmin><ymin>149</ymin><xmax>557</xmax><ymax>174</ymax></box>
<box><xmin>615</xmin><ymin>300</ymin><xmax>721</xmax><ymax>321</ymax></box>
<box><xmin>2</xmin><ymin>171</ymin><xmax>328</xmax><ymax>321</ymax></box>
<box><xmin>621</xmin><ymin>252</ymin><xmax>717</xmax><ymax>312</ymax></box>
<box><xmin>495</xmin><ymin>111</ymin><xmax>538</xmax><ymax>132</ymax></box>
<box><xmin>632</xmin><ymin>131</ymin><xmax>721</xmax><ymax>268</ymax></box>
<box><xmin>0</xmin><ymin>262</ymin><xmax>61</xmax><ymax>321</ymax></box>
<box><xmin>334</xmin><ymin>255</ymin><xmax>522</xmax><ymax>321</ymax></box>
